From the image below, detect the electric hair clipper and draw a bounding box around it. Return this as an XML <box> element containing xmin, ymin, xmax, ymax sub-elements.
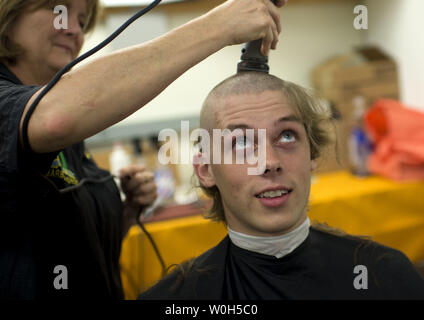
<box><xmin>237</xmin><ymin>0</ymin><xmax>278</xmax><ymax>74</ymax></box>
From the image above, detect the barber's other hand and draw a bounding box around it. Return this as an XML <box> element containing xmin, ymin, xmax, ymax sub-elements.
<box><xmin>206</xmin><ymin>0</ymin><xmax>287</xmax><ymax>56</ymax></box>
<box><xmin>119</xmin><ymin>164</ymin><xmax>157</xmax><ymax>214</ymax></box>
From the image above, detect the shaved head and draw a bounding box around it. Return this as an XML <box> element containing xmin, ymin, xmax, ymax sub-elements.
<box><xmin>200</xmin><ymin>72</ymin><xmax>285</xmax><ymax>132</ymax></box>
<box><xmin>200</xmin><ymin>72</ymin><xmax>330</xmax><ymax>160</ymax></box>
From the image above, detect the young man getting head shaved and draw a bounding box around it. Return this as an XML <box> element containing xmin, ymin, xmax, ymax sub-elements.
<box><xmin>139</xmin><ymin>72</ymin><xmax>424</xmax><ymax>300</ymax></box>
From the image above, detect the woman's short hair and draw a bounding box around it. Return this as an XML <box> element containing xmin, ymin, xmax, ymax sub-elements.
<box><xmin>0</xmin><ymin>0</ymin><xmax>100</xmax><ymax>65</ymax></box>
<box><xmin>197</xmin><ymin>72</ymin><xmax>334</xmax><ymax>223</ymax></box>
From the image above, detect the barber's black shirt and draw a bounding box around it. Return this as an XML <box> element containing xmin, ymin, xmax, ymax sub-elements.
<box><xmin>0</xmin><ymin>63</ymin><xmax>124</xmax><ymax>299</ymax></box>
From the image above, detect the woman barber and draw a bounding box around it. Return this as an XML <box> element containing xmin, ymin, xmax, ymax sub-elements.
<box><xmin>0</xmin><ymin>0</ymin><xmax>284</xmax><ymax>299</ymax></box>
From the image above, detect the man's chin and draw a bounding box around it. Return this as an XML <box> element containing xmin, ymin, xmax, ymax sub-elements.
<box><xmin>254</xmin><ymin>214</ymin><xmax>306</xmax><ymax>236</ymax></box>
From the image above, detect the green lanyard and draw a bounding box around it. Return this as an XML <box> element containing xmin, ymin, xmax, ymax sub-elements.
<box><xmin>59</xmin><ymin>152</ymin><xmax>68</xmax><ymax>170</ymax></box>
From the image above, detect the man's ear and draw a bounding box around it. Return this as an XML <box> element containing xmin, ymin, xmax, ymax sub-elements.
<box><xmin>193</xmin><ymin>153</ymin><xmax>216</xmax><ymax>187</ymax></box>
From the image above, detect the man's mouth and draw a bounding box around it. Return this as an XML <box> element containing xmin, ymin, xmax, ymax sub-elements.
<box><xmin>255</xmin><ymin>187</ymin><xmax>293</xmax><ymax>207</ymax></box>
<box><xmin>255</xmin><ymin>188</ymin><xmax>292</xmax><ymax>198</ymax></box>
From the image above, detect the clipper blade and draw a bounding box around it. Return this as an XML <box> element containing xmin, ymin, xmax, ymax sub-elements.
<box><xmin>237</xmin><ymin>39</ymin><xmax>270</xmax><ymax>74</ymax></box>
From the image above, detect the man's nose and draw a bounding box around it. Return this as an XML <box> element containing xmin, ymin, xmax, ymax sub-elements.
<box><xmin>263</xmin><ymin>144</ymin><xmax>282</xmax><ymax>176</ymax></box>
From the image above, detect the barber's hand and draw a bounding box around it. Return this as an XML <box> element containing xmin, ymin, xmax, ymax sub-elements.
<box><xmin>119</xmin><ymin>164</ymin><xmax>157</xmax><ymax>215</ymax></box>
<box><xmin>206</xmin><ymin>0</ymin><xmax>287</xmax><ymax>56</ymax></box>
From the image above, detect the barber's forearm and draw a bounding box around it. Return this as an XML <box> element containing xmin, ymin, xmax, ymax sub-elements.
<box><xmin>27</xmin><ymin>16</ymin><xmax>226</xmax><ymax>153</ymax></box>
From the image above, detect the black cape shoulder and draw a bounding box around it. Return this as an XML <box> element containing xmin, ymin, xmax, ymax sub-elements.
<box><xmin>138</xmin><ymin>228</ymin><xmax>424</xmax><ymax>300</ymax></box>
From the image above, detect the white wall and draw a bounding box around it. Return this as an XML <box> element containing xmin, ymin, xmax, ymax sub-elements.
<box><xmin>365</xmin><ymin>0</ymin><xmax>424</xmax><ymax>110</ymax></box>
<box><xmin>80</xmin><ymin>0</ymin><xmax>362</xmax><ymax>128</ymax></box>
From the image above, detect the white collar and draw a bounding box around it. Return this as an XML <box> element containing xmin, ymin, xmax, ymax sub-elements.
<box><xmin>227</xmin><ymin>217</ymin><xmax>310</xmax><ymax>259</ymax></box>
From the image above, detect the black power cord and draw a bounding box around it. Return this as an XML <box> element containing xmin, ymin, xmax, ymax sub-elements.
<box><xmin>138</xmin><ymin>219</ymin><xmax>167</xmax><ymax>277</ymax></box>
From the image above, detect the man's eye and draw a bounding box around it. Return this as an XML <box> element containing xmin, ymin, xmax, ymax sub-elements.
<box><xmin>279</xmin><ymin>130</ymin><xmax>297</xmax><ymax>143</ymax></box>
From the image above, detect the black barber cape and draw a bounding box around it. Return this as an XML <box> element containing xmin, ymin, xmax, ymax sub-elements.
<box><xmin>139</xmin><ymin>228</ymin><xmax>424</xmax><ymax>300</ymax></box>
<box><xmin>0</xmin><ymin>63</ymin><xmax>124</xmax><ymax>299</ymax></box>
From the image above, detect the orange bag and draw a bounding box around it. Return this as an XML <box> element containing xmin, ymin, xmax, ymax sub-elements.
<box><xmin>364</xmin><ymin>99</ymin><xmax>424</xmax><ymax>181</ymax></box>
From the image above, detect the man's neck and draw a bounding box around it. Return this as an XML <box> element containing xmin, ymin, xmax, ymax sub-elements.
<box><xmin>227</xmin><ymin>217</ymin><xmax>310</xmax><ymax>259</ymax></box>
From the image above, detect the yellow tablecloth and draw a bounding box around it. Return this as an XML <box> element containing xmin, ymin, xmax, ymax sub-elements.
<box><xmin>119</xmin><ymin>171</ymin><xmax>424</xmax><ymax>300</ymax></box>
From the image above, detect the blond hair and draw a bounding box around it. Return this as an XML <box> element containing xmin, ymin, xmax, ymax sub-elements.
<box><xmin>0</xmin><ymin>0</ymin><xmax>100</xmax><ymax>65</ymax></box>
